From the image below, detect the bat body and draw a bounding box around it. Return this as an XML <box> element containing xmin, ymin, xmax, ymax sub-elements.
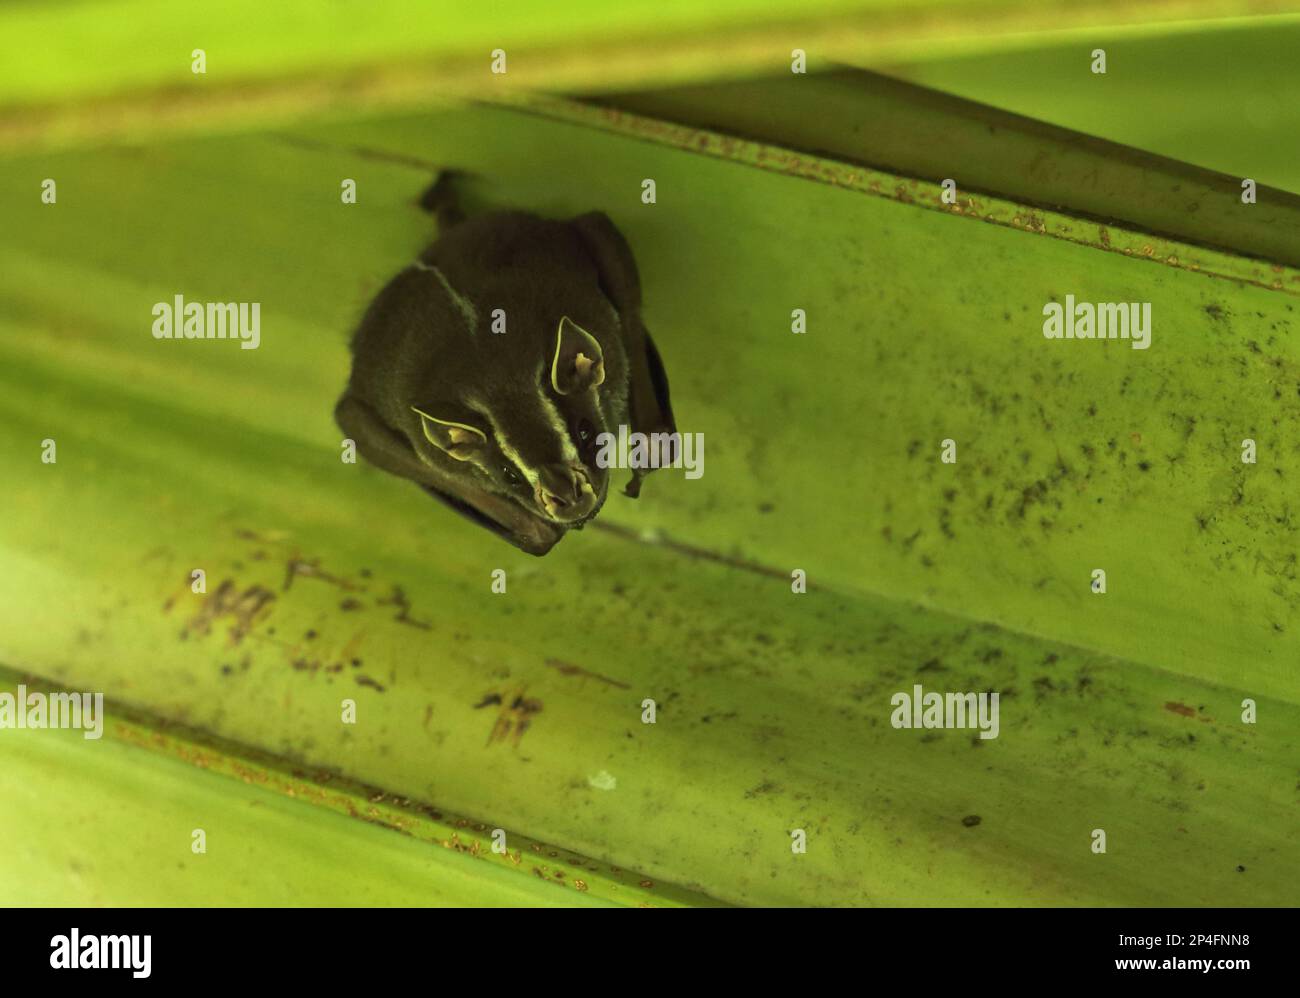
<box><xmin>335</xmin><ymin>175</ymin><xmax>676</xmax><ymax>555</ymax></box>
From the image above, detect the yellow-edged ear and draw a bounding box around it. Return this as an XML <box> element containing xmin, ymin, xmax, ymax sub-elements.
<box><xmin>551</xmin><ymin>316</ymin><xmax>606</xmax><ymax>395</ymax></box>
<box><xmin>411</xmin><ymin>406</ymin><xmax>487</xmax><ymax>461</ymax></box>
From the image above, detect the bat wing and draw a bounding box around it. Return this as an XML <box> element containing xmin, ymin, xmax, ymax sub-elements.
<box><xmin>568</xmin><ymin>211</ymin><xmax>678</xmax><ymax>497</ymax></box>
<box><xmin>417</xmin><ymin>482</ymin><xmax>566</xmax><ymax>556</ymax></box>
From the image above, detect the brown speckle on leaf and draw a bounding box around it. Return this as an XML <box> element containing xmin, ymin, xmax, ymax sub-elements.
<box><xmin>545</xmin><ymin>658</ymin><xmax>630</xmax><ymax>689</ymax></box>
<box><xmin>282</xmin><ymin>555</ymin><xmax>364</xmax><ymax>593</ymax></box>
<box><xmin>179</xmin><ymin>579</ymin><xmax>275</xmax><ymax>646</ymax></box>
<box><xmin>487</xmin><ymin>689</ymin><xmax>543</xmax><ymax>747</ymax></box>
<box><xmin>377</xmin><ymin>585</ymin><xmax>431</xmax><ymax>629</ymax></box>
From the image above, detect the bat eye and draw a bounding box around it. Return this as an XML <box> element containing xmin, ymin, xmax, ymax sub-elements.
<box><xmin>502</xmin><ymin>465</ymin><xmax>524</xmax><ymax>486</ymax></box>
<box><xmin>576</xmin><ymin>419</ymin><xmax>594</xmax><ymax>444</ymax></box>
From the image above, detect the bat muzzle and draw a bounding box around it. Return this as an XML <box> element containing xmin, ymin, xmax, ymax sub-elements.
<box><xmin>536</xmin><ymin>462</ymin><xmax>603</xmax><ymax>523</ymax></box>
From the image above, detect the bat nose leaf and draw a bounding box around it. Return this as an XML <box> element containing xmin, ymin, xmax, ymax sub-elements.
<box><xmin>537</xmin><ymin>464</ymin><xmax>598</xmax><ymax>521</ymax></box>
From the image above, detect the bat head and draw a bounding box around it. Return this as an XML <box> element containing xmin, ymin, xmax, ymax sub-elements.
<box><xmin>410</xmin><ymin>313</ymin><xmax>619</xmax><ymax>528</ymax></box>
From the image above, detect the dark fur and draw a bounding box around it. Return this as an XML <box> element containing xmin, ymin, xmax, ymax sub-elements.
<box><xmin>335</xmin><ymin>175</ymin><xmax>675</xmax><ymax>555</ymax></box>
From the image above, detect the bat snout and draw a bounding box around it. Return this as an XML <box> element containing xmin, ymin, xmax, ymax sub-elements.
<box><xmin>535</xmin><ymin>463</ymin><xmax>600</xmax><ymax>522</ymax></box>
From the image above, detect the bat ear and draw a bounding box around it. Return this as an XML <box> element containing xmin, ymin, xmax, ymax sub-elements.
<box><xmin>411</xmin><ymin>406</ymin><xmax>487</xmax><ymax>460</ymax></box>
<box><xmin>551</xmin><ymin>316</ymin><xmax>605</xmax><ymax>395</ymax></box>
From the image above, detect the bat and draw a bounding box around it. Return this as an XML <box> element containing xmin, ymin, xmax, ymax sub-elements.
<box><xmin>335</xmin><ymin>172</ymin><xmax>676</xmax><ymax>556</ymax></box>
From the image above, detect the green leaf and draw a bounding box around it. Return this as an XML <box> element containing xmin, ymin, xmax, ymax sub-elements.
<box><xmin>1</xmin><ymin>56</ymin><xmax>1296</xmax><ymax>905</ymax></box>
